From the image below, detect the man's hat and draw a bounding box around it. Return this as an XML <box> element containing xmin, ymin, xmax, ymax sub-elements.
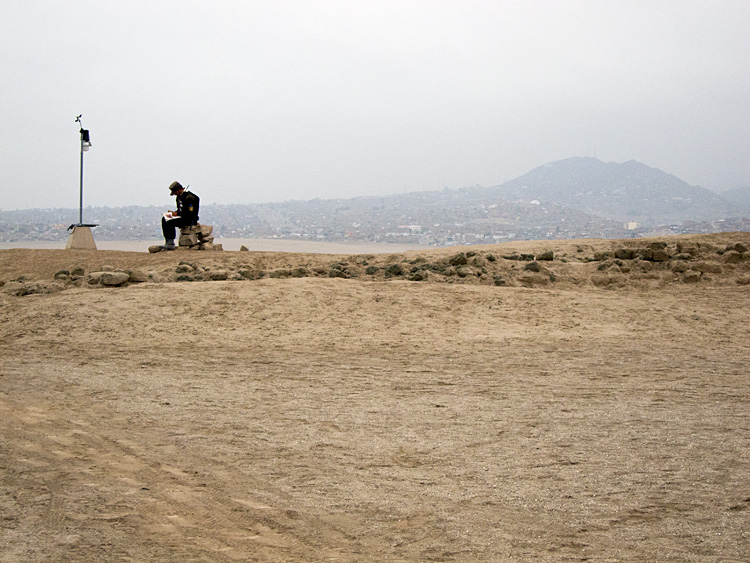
<box><xmin>169</xmin><ymin>181</ymin><xmax>183</xmax><ymax>194</ymax></box>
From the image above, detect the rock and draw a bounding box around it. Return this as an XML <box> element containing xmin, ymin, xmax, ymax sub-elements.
<box><xmin>178</xmin><ymin>224</ymin><xmax>217</xmax><ymax>249</ymax></box>
<box><xmin>238</xmin><ymin>269</ymin><xmax>265</xmax><ymax>280</ymax></box>
<box><xmin>670</xmin><ymin>261</ymin><xmax>690</xmax><ymax>273</ymax></box>
<box><xmin>240</xmin><ymin>245</ymin><xmax>249</xmax><ymax>251</ymax></box>
<box><xmin>54</xmin><ymin>269</ymin><xmax>70</xmax><ymax>280</ymax></box>
<box><xmin>329</xmin><ymin>263</ymin><xmax>349</xmax><ymax>278</ymax></box>
<box><xmin>694</xmin><ymin>262</ymin><xmax>722</xmax><ymax>274</ymax></box>
<box><xmin>614</xmin><ymin>248</ymin><xmax>634</xmax><ymax>260</ymax></box>
<box><xmin>470</xmin><ymin>257</ymin><xmax>485</xmax><ymax>267</ymax></box>
<box><xmin>407</xmin><ymin>271</ymin><xmax>428</xmax><ymax>281</ymax></box>
<box><xmin>385</xmin><ymin>264</ymin><xmax>404</xmax><ymax>277</ymax></box>
<box><xmin>3</xmin><ymin>281</ymin><xmax>28</xmax><ymax>296</ymax></box>
<box><xmin>148</xmin><ymin>245</ymin><xmax>162</xmax><ymax>253</ymax></box>
<box><xmin>683</xmin><ymin>270</ymin><xmax>701</xmax><ymax>283</ymax></box>
<box><xmin>100</xmin><ymin>271</ymin><xmax>130</xmax><ymax>286</ymax></box>
<box><xmin>593</xmin><ymin>251</ymin><xmax>614</xmax><ymax>261</ymax></box>
<box><xmin>493</xmin><ymin>275</ymin><xmax>506</xmax><ymax>286</ymax></box>
<box><xmin>503</xmin><ymin>253</ymin><xmax>532</xmax><ymax>261</ymax></box>
<box><xmin>652</xmin><ymin>249</ymin><xmax>670</xmax><ymax>262</ymax></box>
<box><xmin>179</xmin><ymin>233</ymin><xmax>199</xmax><ymax>246</ymax></box>
<box><xmin>591</xmin><ymin>274</ymin><xmax>618</xmax><ymax>287</ymax></box>
<box><xmin>672</xmin><ymin>253</ymin><xmax>693</xmax><ymax>261</ymax></box>
<box><xmin>524</xmin><ymin>261</ymin><xmax>542</xmax><ymax>272</ymax></box>
<box><xmin>724</xmin><ymin>250</ymin><xmax>743</xmax><ymax>264</ymax></box>
<box><xmin>208</xmin><ymin>270</ymin><xmax>228</xmax><ymax>281</ymax></box>
<box><xmin>732</xmin><ymin>242</ymin><xmax>748</xmax><ymax>253</ymax></box>
<box><xmin>365</xmin><ymin>266</ymin><xmax>379</xmax><ymax>275</ymax></box>
<box><xmin>536</xmin><ymin>251</ymin><xmax>554</xmax><ymax>261</ymax></box>
<box><xmin>101</xmin><ymin>265</ymin><xmax>115</xmax><ymax>272</ymax></box>
<box><xmin>518</xmin><ymin>274</ymin><xmax>549</xmax><ymax>287</ymax></box>
<box><xmin>456</xmin><ymin>267</ymin><xmax>472</xmax><ymax>278</ymax></box>
<box><xmin>448</xmin><ymin>253</ymin><xmax>468</xmax><ymax>266</ymax></box>
<box><xmin>128</xmin><ymin>269</ymin><xmax>148</xmax><ymax>283</ymax></box>
<box><xmin>636</xmin><ymin>248</ymin><xmax>653</xmax><ymax>260</ymax></box>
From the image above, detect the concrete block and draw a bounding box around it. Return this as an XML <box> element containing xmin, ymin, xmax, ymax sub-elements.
<box><xmin>66</xmin><ymin>226</ymin><xmax>97</xmax><ymax>250</ymax></box>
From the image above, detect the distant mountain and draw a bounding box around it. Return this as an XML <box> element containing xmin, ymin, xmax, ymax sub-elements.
<box><xmin>3</xmin><ymin>157</ymin><xmax>748</xmax><ymax>246</ymax></box>
<box><xmin>487</xmin><ymin>157</ymin><xmax>733</xmax><ymax>226</ymax></box>
<box><xmin>720</xmin><ymin>185</ymin><xmax>750</xmax><ymax>214</ymax></box>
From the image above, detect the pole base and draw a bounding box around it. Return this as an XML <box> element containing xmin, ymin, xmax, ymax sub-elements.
<box><xmin>66</xmin><ymin>226</ymin><xmax>97</xmax><ymax>250</ymax></box>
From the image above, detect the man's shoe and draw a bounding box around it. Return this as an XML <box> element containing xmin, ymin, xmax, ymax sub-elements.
<box><xmin>159</xmin><ymin>242</ymin><xmax>176</xmax><ymax>251</ymax></box>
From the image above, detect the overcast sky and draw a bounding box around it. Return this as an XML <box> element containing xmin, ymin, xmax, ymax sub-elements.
<box><xmin>2</xmin><ymin>1</ymin><xmax>749</xmax><ymax>210</ymax></box>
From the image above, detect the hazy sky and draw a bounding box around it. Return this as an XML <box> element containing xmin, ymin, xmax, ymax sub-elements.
<box><xmin>2</xmin><ymin>1</ymin><xmax>749</xmax><ymax>210</ymax></box>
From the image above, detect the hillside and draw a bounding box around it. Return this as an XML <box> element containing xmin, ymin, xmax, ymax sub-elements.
<box><xmin>489</xmin><ymin>157</ymin><xmax>733</xmax><ymax>225</ymax></box>
<box><xmin>721</xmin><ymin>185</ymin><xmax>750</xmax><ymax>213</ymax></box>
<box><xmin>2</xmin><ymin>158</ymin><xmax>747</xmax><ymax>246</ymax></box>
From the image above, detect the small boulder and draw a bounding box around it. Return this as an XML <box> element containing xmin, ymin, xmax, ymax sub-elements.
<box><xmin>536</xmin><ymin>251</ymin><xmax>554</xmax><ymax>261</ymax></box>
<box><xmin>518</xmin><ymin>274</ymin><xmax>549</xmax><ymax>287</ymax></box>
<box><xmin>694</xmin><ymin>262</ymin><xmax>722</xmax><ymax>274</ymax></box>
<box><xmin>614</xmin><ymin>248</ymin><xmax>634</xmax><ymax>260</ymax></box>
<box><xmin>100</xmin><ymin>271</ymin><xmax>130</xmax><ymax>286</ymax></box>
<box><xmin>524</xmin><ymin>261</ymin><xmax>542</xmax><ymax>272</ymax></box>
<box><xmin>385</xmin><ymin>263</ymin><xmax>404</xmax><ymax>277</ymax></box>
<box><xmin>683</xmin><ymin>270</ymin><xmax>701</xmax><ymax>283</ymax></box>
<box><xmin>670</xmin><ymin>261</ymin><xmax>689</xmax><ymax>273</ymax></box>
<box><xmin>448</xmin><ymin>253</ymin><xmax>468</xmax><ymax>266</ymax></box>
<box><xmin>593</xmin><ymin>251</ymin><xmax>614</xmax><ymax>261</ymax></box>
<box><xmin>724</xmin><ymin>251</ymin><xmax>743</xmax><ymax>264</ymax></box>
<box><xmin>3</xmin><ymin>281</ymin><xmax>28</xmax><ymax>296</ymax></box>
<box><xmin>128</xmin><ymin>269</ymin><xmax>148</xmax><ymax>283</ymax></box>
<box><xmin>238</xmin><ymin>269</ymin><xmax>265</xmax><ymax>280</ymax></box>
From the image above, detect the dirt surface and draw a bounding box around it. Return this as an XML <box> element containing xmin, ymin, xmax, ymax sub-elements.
<box><xmin>1</xmin><ymin>233</ymin><xmax>749</xmax><ymax>561</ymax></box>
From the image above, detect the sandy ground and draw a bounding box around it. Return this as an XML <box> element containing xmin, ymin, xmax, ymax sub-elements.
<box><xmin>0</xmin><ymin>238</ymin><xmax>427</xmax><ymax>254</ymax></box>
<box><xmin>1</xmin><ymin>233</ymin><xmax>749</xmax><ymax>562</ymax></box>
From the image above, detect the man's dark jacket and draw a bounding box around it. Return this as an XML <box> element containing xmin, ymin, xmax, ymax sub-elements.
<box><xmin>176</xmin><ymin>190</ymin><xmax>200</xmax><ymax>225</ymax></box>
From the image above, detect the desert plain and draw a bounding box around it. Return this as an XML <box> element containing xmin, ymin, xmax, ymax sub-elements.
<box><xmin>1</xmin><ymin>232</ymin><xmax>749</xmax><ymax>562</ymax></box>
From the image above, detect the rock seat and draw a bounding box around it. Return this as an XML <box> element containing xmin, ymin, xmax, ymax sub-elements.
<box><xmin>178</xmin><ymin>224</ymin><xmax>222</xmax><ymax>251</ymax></box>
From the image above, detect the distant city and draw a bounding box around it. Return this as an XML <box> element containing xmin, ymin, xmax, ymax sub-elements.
<box><xmin>3</xmin><ymin>158</ymin><xmax>749</xmax><ymax>246</ymax></box>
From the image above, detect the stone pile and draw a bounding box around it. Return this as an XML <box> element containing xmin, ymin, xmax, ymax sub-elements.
<box><xmin>148</xmin><ymin>224</ymin><xmax>223</xmax><ymax>253</ymax></box>
<box><xmin>178</xmin><ymin>224</ymin><xmax>222</xmax><ymax>251</ymax></box>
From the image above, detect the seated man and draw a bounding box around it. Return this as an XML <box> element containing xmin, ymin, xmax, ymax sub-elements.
<box><xmin>161</xmin><ymin>181</ymin><xmax>200</xmax><ymax>250</ymax></box>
